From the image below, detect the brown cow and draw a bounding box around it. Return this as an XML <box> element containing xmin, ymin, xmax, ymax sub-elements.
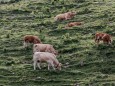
<box><xmin>95</xmin><ymin>32</ymin><xmax>112</xmax><ymax>45</ymax></box>
<box><xmin>54</xmin><ymin>12</ymin><xmax>76</xmax><ymax>21</ymax></box>
<box><xmin>23</xmin><ymin>35</ymin><xmax>42</xmax><ymax>48</ymax></box>
<box><xmin>65</xmin><ymin>22</ymin><xmax>82</xmax><ymax>29</ymax></box>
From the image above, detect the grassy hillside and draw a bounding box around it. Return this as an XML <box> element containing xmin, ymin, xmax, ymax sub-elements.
<box><xmin>0</xmin><ymin>0</ymin><xmax>115</xmax><ymax>86</ymax></box>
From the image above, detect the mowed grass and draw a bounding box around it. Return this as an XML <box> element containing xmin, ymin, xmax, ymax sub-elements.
<box><xmin>0</xmin><ymin>0</ymin><xmax>115</xmax><ymax>86</ymax></box>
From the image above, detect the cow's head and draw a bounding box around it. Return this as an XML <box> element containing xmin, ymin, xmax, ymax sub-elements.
<box><xmin>33</xmin><ymin>44</ymin><xmax>39</xmax><ymax>53</ymax></box>
<box><xmin>68</xmin><ymin>11</ymin><xmax>76</xmax><ymax>17</ymax></box>
<box><xmin>53</xmin><ymin>50</ymin><xmax>58</xmax><ymax>55</ymax></box>
<box><xmin>56</xmin><ymin>63</ymin><xmax>62</xmax><ymax>70</ymax></box>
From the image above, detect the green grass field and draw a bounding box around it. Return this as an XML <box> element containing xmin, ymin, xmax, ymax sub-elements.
<box><xmin>0</xmin><ymin>0</ymin><xmax>115</xmax><ymax>86</ymax></box>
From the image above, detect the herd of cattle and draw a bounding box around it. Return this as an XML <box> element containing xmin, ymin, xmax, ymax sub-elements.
<box><xmin>23</xmin><ymin>11</ymin><xmax>112</xmax><ymax>71</ymax></box>
<box><xmin>23</xmin><ymin>35</ymin><xmax>61</xmax><ymax>70</ymax></box>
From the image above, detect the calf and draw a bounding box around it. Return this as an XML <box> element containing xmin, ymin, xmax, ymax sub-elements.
<box><xmin>33</xmin><ymin>44</ymin><xmax>58</xmax><ymax>55</ymax></box>
<box><xmin>95</xmin><ymin>32</ymin><xmax>112</xmax><ymax>45</ymax></box>
<box><xmin>65</xmin><ymin>22</ymin><xmax>82</xmax><ymax>29</ymax></box>
<box><xmin>54</xmin><ymin>12</ymin><xmax>76</xmax><ymax>21</ymax></box>
<box><xmin>33</xmin><ymin>52</ymin><xmax>62</xmax><ymax>70</ymax></box>
<box><xmin>23</xmin><ymin>35</ymin><xmax>42</xmax><ymax>48</ymax></box>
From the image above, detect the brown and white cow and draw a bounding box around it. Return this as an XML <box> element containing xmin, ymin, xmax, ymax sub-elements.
<box><xmin>95</xmin><ymin>32</ymin><xmax>112</xmax><ymax>45</ymax></box>
<box><xmin>33</xmin><ymin>52</ymin><xmax>62</xmax><ymax>70</ymax></box>
<box><xmin>54</xmin><ymin>12</ymin><xmax>76</xmax><ymax>21</ymax></box>
<box><xmin>33</xmin><ymin>44</ymin><xmax>58</xmax><ymax>55</ymax></box>
<box><xmin>23</xmin><ymin>35</ymin><xmax>42</xmax><ymax>48</ymax></box>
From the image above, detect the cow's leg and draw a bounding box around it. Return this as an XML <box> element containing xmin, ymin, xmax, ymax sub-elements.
<box><xmin>47</xmin><ymin>60</ymin><xmax>55</xmax><ymax>70</ymax></box>
<box><xmin>66</xmin><ymin>17</ymin><xmax>71</xmax><ymax>20</ymax></box>
<box><xmin>97</xmin><ymin>40</ymin><xmax>100</xmax><ymax>45</ymax></box>
<box><xmin>27</xmin><ymin>42</ymin><xmax>30</xmax><ymax>47</ymax></box>
<box><xmin>23</xmin><ymin>41</ymin><xmax>27</xmax><ymax>48</ymax></box>
<box><xmin>33</xmin><ymin>61</ymin><xmax>37</xmax><ymax>70</ymax></box>
<box><xmin>105</xmin><ymin>40</ymin><xmax>111</xmax><ymax>45</ymax></box>
<box><xmin>50</xmin><ymin>61</ymin><xmax>55</xmax><ymax>70</ymax></box>
<box><xmin>108</xmin><ymin>38</ymin><xmax>112</xmax><ymax>45</ymax></box>
<box><xmin>48</xmin><ymin>63</ymin><xmax>51</xmax><ymax>70</ymax></box>
<box><xmin>95</xmin><ymin>39</ymin><xmax>100</xmax><ymax>46</ymax></box>
<box><xmin>109</xmin><ymin>41</ymin><xmax>112</xmax><ymax>45</ymax></box>
<box><xmin>37</xmin><ymin>62</ymin><xmax>41</xmax><ymax>70</ymax></box>
<box><xmin>95</xmin><ymin>36</ymin><xmax>101</xmax><ymax>45</ymax></box>
<box><xmin>47</xmin><ymin>61</ymin><xmax>51</xmax><ymax>70</ymax></box>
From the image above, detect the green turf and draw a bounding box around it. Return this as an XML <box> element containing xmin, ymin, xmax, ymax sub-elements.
<box><xmin>0</xmin><ymin>0</ymin><xmax>115</xmax><ymax>86</ymax></box>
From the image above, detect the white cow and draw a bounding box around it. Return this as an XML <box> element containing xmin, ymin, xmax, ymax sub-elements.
<box><xmin>33</xmin><ymin>52</ymin><xmax>62</xmax><ymax>70</ymax></box>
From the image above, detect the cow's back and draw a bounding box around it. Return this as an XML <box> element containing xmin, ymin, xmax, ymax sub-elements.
<box><xmin>34</xmin><ymin>52</ymin><xmax>56</xmax><ymax>62</ymax></box>
<box><xmin>102</xmin><ymin>34</ymin><xmax>111</xmax><ymax>41</ymax></box>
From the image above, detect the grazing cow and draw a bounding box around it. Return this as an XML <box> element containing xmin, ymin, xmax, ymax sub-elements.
<box><xmin>65</xmin><ymin>22</ymin><xmax>82</xmax><ymax>29</ymax></box>
<box><xmin>54</xmin><ymin>12</ymin><xmax>76</xmax><ymax>21</ymax></box>
<box><xmin>23</xmin><ymin>35</ymin><xmax>42</xmax><ymax>48</ymax></box>
<box><xmin>33</xmin><ymin>52</ymin><xmax>62</xmax><ymax>70</ymax></box>
<box><xmin>95</xmin><ymin>32</ymin><xmax>112</xmax><ymax>45</ymax></box>
<box><xmin>33</xmin><ymin>44</ymin><xmax>58</xmax><ymax>55</ymax></box>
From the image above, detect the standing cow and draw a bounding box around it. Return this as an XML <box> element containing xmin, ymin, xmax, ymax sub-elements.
<box><xmin>95</xmin><ymin>32</ymin><xmax>112</xmax><ymax>45</ymax></box>
<box><xmin>23</xmin><ymin>35</ymin><xmax>42</xmax><ymax>48</ymax></box>
<box><xmin>33</xmin><ymin>52</ymin><xmax>62</xmax><ymax>70</ymax></box>
<box><xmin>33</xmin><ymin>44</ymin><xmax>58</xmax><ymax>55</ymax></box>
